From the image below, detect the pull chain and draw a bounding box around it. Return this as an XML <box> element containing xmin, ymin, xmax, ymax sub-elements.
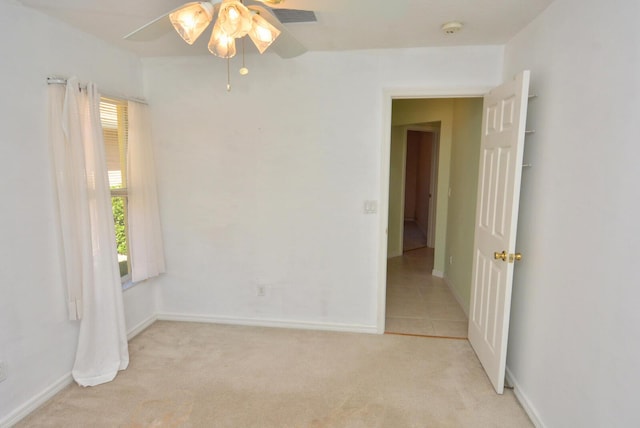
<box><xmin>240</xmin><ymin>37</ymin><xmax>249</xmax><ymax>75</ymax></box>
<box><xmin>226</xmin><ymin>55</ymin><xmax>231</xmax><ymax>92</ymax></box>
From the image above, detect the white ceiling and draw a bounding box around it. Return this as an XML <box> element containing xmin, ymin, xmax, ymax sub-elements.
<box><xmin>18</xmin><ymin>0</ymin><xmax>554</xmax><ymax>57</ymax></box>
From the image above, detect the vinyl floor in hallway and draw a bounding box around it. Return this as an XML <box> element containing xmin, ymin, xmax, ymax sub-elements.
<box><xmin>385</xmin><ymin>246</ymin><xmax>468</xmax><ymax>338</ymax></box>
<box><xmin>402</xmin><ymin>220</ymin><xmax>428</xmax><ymax>252</ymax></box>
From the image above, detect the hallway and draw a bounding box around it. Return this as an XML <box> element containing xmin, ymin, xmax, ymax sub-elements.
<box><xmin>385</xmin><ymin>247</ymin><xmax>468</xmax><ymax>338</ymax></box>
<box><xmin>402</xmin><ymin>220</ymin><xmax>428</xmax><ymax>252</ymax></box>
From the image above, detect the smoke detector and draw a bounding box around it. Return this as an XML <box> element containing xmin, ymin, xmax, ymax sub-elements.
<box><xmin>441</xmin><ymin>21</ymin><xmax>463</xmax><ymax>35</ymax></box>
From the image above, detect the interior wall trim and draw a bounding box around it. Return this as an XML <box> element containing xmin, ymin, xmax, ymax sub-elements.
<box><xmin>0</xmin><ymin>372</ymin><xmax>73</xmax><ymax>428</ymax></box>
<box><xmin>505</xmin><ymin>367</ymin><xmax>546</xmax><ymax>428</ymax></box>
<box><xmin>1</xmin><ymin>314</ymin><xmax>159</xmax><ymax>428</ymax></box>
<box><xmin>443</xmin><ymin>274</ymin><xmax>469</xmax><ymax>318</ymax></box>
<box><xmin>127</xmin><ymin>314</ymin><xmax>158</xmax><ymax>341</ymax></box>
<box><xmin>156</xmin><ymin>313</ymin><xmax>379</xmax><ymax>335</ymax></box>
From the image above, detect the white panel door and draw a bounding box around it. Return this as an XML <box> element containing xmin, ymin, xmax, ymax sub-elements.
<box><xmin>468</xmin><ymin>71</ymin><xmax>530</xmax><ymax>394</ymax></box>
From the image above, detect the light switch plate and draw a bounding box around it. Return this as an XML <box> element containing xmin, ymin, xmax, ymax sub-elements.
<box><xmin>364</xmin><ymin>200</ymin><xmax>378</xmax><ymax>214</ymax></box>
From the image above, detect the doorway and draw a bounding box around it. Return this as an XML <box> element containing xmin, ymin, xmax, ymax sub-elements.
<box><xmin>380</xmin><ymin>95</ymin><xmax>484</xmax><ymax>338</ymax></box>
<box><xmin>377</xmin><ymin>76</ymin><xmax>528</xmax><ymax>393</ymax></box>
<box><xmin>403</xmin><ymin>129</ymin><xmax>436</xmax><ymax>253</ymax></box>
<box><xmin>385</xmin><ymin>124</ymin><xmax>467</xmax><ymax>338</ymax></box>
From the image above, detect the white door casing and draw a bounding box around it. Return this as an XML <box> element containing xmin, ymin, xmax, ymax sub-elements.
<box><xmin>468</xmin><ymin>71</ymin><xmax>530</xmax><ymax>394</ymax></box>
<box><xmin>427</xmin><ymin>131</ymin><xmax>439</xmax><ymax>248</ymax></box>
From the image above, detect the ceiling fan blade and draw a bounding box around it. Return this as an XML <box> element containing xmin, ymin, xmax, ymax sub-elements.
<box><xmin>123</xmin><ymin>2</ymin><xmax>204</xmax><ymax>42</ymax></box>
<box><xmin>251</xmin><ymin>0</ymin><xmax>325</xmax><ymax>11</ymax></box>
<box><xmin>252</xmin><ymin>0</ymin><xmax>286</xmax><ymax>5</ymax></box>
<box><xmin>124</xmin><ymin>13</ymin><xmax>172</xmax><ymax>41</ymax></box>
<box><xmin>249</xmin><ymin>5</ymin><xmax>307</xmax><ymax>58</ymax></box>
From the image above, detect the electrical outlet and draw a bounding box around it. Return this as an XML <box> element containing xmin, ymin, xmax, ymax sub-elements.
<box><xmin>0</xmin><ymin>360</ymin><xmax>7</xmax><ymax>382</ymax></box>
<box><xmin>257</xmin><ymin>286</ymin><xmax>266</xmax><ymax>297</ymax></box>
<box><xmin>449</xmin><ymin>256</ymin><xmax>453</xmax><ymax>265</ymax></box>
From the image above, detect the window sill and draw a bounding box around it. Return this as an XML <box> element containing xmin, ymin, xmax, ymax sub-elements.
<box><xmin>121</xmin><ymin>273</ymin><xmax>136</xmax><ymax>291</ymax></box>
<box><xmin>122</xmin><ymin>279</ymin><xmax>136</xmax><ymax>291</ymax></box>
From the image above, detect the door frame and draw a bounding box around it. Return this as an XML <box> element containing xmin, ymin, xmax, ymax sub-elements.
<box><xmin>405</xmin><ymin>126</ymin><xmax>440</xmax><ymax>248</ymax></box>
<box><xmin>397</xmin><ymin>126</ymin><xmax>440</xmax><ymax>253</ymax></box>
<box><xmin>427</xmin><ymin>130</ymin><xmax>439</xmax><ymax>248</ymax></box>
<box><xmin>377</xmin><ymin>86</ymin><xmax>491</xmax><ymax>334</ymax></box>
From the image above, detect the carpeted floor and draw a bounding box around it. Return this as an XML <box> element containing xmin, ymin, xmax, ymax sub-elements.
<box><xmin>17</xmin><ymin>321</ymin><xmax>532</xmax><ymax>427</ymax></box>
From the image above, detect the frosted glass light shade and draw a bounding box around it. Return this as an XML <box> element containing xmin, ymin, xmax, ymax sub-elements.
<box><xmin>218</xmin><ymin>0</ymin><xmax>252</xmax><ymax>38</ymax></box>
<box><xmin>170</xmin><ymin>2</ymin><xmax>214</xmax><ymax>45</ymax></box>
<box><xmin>248</xmin><ymin>13</ymin><xmax>281</xmax><ymax>54</ymax></box>
<box><xmin>208</xmin><ymin>23</ymin><xmax>236</xmax><ymax>58</ymax></box>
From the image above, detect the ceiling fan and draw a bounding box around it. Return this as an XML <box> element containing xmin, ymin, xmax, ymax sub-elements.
<box><xmin>124</xmin><ymin>0</ymin><xmax>308</xmax><ymax>60</ymax></box>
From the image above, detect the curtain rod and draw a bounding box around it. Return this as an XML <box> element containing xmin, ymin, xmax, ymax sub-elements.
<box><xmin>46</xmin><ymin>77</ymin><xmax>148</xmax><ymax>105</ymax></box>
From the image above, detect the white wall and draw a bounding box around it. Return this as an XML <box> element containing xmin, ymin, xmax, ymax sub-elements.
<box><xmin>503</xmin><ymin>0</ymin><xmax>640</xmax><ymax>426</ymax></box>
<box><xmin>0</xmin><ymin>1</ymin><xmax>154</xmax><ymax>424</ymax></box>
<box><xmin>143</xmin><ymin>46</ymin><xmax>502</xmax><ymax>330</ymax></box>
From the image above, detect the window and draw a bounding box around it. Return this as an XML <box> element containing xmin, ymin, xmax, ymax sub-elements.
<box><xmin>100</xmin><ymin>97</ymin><xmax>130</xmax><ymax>282</ymax></box>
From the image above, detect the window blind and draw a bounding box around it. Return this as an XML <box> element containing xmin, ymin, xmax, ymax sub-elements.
<box><xmin>100</xmin><ymin>98</ymin><xmax>128</xmax><ymax>190</ymax></box>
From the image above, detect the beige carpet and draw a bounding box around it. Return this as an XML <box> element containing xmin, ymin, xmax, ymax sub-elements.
<box><xmin>18</xmin><ymin>321</ymin><xmax>532</xmax><ymax>427</ymax></box>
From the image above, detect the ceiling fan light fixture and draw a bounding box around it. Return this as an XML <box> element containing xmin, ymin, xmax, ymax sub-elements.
<box><xmin>218</xmin><ymin>0</ymin><xmax>253</xmax><ymax>38</ymax></box>
<box><xmin>169</xmin><ymin>2</ymin><xmax>215</xmax><ymax>45</ymax></box>
<box><xmin>248</xmin><ymin>13</ymin><xmax>281</xmax><ymax>54</ymax></box>
<box><xmin>208</xmin><ymin>22</ymin><xmax>237</xmax><ymax>58</ymax></box>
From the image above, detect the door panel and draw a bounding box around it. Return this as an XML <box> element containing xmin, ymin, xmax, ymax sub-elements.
<box><xmin>468</xmin><ymin>70</ymin><xmax>530</xmax><ymax>394</ymax></box>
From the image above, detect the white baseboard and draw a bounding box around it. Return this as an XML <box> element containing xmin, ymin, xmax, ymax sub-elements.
<box><xmin>0</xmin><ymin>372</ymin><xmax>73</xmax><ymax>428</ymax></box>
<box><xmin>157</xmin><ymin>313</ymin><xmax>378</xmax><ymax>334</ymax></box>
<box><xmin>1</xmin><ymin>316</ymin><xmax>158</xmax><ymax>428</ymax></box>
<box><xmin>505</xmin><ymin>367</ymin><xmax>546</xmax><ymax>428</ymax></box>
<box><xmin>443</xmin><ymin>275</ymin><xmax>469</xmax><ymax>318</ymax></box>
<box><xmin>431</xmin><ymin>269</ymin><xmax>444</xmax><ymax>278</ymax></box>
<box><xmin>126</xmin><ymin>314</ymin><xmax>157</xmax><ymax>341</ymax></box>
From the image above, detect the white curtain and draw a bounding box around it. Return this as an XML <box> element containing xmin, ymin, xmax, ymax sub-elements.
<box><xmin>127</xmin><ymin>101</ymin><xmax>166</xmax><ymax>282</ymax></box>
<box><xmin>49</xmin><ymin>77</ymin><xmax>129</xmax><ymax>386</ymax></box>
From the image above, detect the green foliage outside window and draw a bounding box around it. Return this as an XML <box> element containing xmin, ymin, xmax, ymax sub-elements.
<box><xmin>112</xmin><ymin>197</ymin><xmax>127</xmax><ymax>255</ymax></box>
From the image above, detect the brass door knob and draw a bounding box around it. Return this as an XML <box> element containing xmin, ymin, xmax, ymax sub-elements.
<box><xmin>513</xmin><ymin>253</ymin><xmax>522</xmax><ymax>261</ymax></box>
<box><xmin>494</xmin><ymin>251</ymin><xmax>507</xmax><ymax>261</ymax></box>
